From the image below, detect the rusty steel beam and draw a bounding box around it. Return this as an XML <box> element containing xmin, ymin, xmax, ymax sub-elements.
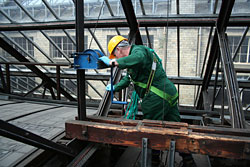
<box><xmin>65</xmin><ymin>116</ymin><xmax>250</xmax><ymax>160</ymax></box>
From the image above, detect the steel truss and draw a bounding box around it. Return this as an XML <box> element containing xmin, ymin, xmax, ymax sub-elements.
<box><xmin>196</xmin><ymin>0</ymin><xmax>247</xmax><ymax>128</ymax></box>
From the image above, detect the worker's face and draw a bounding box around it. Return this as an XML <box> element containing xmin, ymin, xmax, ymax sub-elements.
<box><xmin>114</xmin><ymin>47</ymin><xmax>128</xmax><ymax>59</ymax></box>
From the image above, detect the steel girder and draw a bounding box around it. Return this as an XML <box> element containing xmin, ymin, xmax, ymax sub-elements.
<box><xmin>196</xmin><ymin>1</ymin><xmax>246</xmax><ymax>128</ymax></box>
<box><xmin>75</xmin><ymin>0</ymin><xmax>87</xmax><ymax>121</ymax></box>
<box><xmin>121</xmin><ymin>0</ymin><xmax>143</xmax><ymax>44</ymax></box>
<box><xmin>0</xmin><ymin>16</ymin><xmax>250</xmax><ymax>31</ymax></box>
<box><xmin>217</xmin><ymin>30</ymin><xmax>245</xmax><ymax>128</ymax></box>
<box><xmin>0</xmin><ymin>119</ymin><xmax>76</xmax><ymax>157</ymax></box>
<box><xmin>197</xmin><ymin>0</ymin><xmax>235</xmax><ymax>110</ymax></box>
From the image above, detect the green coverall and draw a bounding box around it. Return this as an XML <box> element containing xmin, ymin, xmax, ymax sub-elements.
<box><xmin>114</xmin><ymin>45</ymin><xmax>180</xmax><ymax>122</ymax></box>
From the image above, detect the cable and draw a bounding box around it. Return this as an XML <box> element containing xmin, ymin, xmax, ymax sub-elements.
<box><xmin>88</xmin><ymin>0</ymin><xmax>105</xmax><ymax>49</ymax></box>
<box><xmin>162</xmin><ymin>0</ymin><xmax>171</xmax><ymax>124</ymax></box>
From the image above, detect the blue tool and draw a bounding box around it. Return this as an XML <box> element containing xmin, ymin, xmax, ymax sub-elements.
<box><xmin>110</xmin><ymin>63</ymin><xmax>128</xmax><ymax>105</ymax></box>
<box><xmin>71</xmin><ymin>49</ymin><xmax>108</xmax><ymax>69</ymax></box>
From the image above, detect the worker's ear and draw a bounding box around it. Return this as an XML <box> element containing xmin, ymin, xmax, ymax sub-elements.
<box><xmin>115</xmin><ymin>47</ymin><xmax>121</xmax><ymax>55</ymax></box>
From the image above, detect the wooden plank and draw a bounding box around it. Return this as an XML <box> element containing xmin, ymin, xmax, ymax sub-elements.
<box><xmin>87</xmin><ymin>115</ymin><xmax>139</xmax><ymax>126</ymax></box>
<box><xmin>65</xmin><ymin>119</ymin><xmax>250</xmax><ymax>160</ymax></box>
<box><xmin>87</xmin><ymin>116</ymin><xmax>249</xmax><ymax>136</ymax></box>
<box><xmin>189</xmin><ymin>125</ymin><xmax>250</xmax><ymax>137</ymax></box>
<box><xmin>87</xmin><ymin>115</ymin><xmax>188</xmax><ymax>128</ymax></box>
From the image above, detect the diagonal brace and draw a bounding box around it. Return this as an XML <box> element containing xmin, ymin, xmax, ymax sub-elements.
<box><xmin>0</xmin><ymin>119</ymin><xmax>76</xmax><ymax>157</ymax></box>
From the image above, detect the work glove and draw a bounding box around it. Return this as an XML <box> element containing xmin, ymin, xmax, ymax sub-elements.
<box><xmin>106</xmin><ymin>84</ymin><xmax>115</xmax><ymax>91</ymax></box>
<box><xmin>99</xmin><ymin>56</ymin><xmax>111</xmax><ymax>66</ymax></box>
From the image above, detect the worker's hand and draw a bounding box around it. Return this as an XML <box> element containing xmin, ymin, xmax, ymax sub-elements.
<box><xmin>106</xmin><ymin>84</ymin><xmax>115</xmax><ymax>91</ymax></box>
<box><xmin>99</xmin><ymin>56</ymin><xmax>111</xmax><ymax>66</ymax></box>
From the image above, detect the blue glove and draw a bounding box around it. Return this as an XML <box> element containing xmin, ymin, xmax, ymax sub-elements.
<box><xmin>106</xmin><ymin>84</ymin><xmax>115</xmax><ymax>91</ymax></box>
<box><xmin>99</xmin><ymin>56</ymin><xmax>111</xmax><ymax>66</ymax></box>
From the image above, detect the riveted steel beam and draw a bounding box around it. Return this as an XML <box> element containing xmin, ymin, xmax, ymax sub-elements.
<box><xmin>197</xmin><ymin>0</ymin><xmax>235</xmax><ymax>110</ymax></box>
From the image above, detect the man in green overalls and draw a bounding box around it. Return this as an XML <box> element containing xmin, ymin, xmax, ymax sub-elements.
<box><xmin>99</xmin><ymin>35</ymin><xmax>196</xmax><ymax>167</ymax></box>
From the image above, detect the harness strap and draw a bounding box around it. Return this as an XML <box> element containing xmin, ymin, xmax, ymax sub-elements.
<box><xmin>132</xmin><ymin>80</ymin><xmax>178</xmax><ymax>106</ymax></box>
<box><xmin>145</xmin><ymin>55</ymin><xmax>157</xmax><ymax>94</ymax></box>
<box><xmin>131</xmin><ymin>48</ymin><xmax>178</xmax><ymax>106</ymax></box>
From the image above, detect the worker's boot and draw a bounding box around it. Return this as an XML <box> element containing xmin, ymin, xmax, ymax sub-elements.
<box><xmin>179</xmin><ymin>153</ymin><xmax>197</xmax><ymax>167</ymax></box>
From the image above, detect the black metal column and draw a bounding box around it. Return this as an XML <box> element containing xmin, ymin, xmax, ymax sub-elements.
<box><xmin>121</xmin><ymin>0</ymin><xmax>143</xmax><ymax>44</ymax></box>
<box><xmin>217</xmin><ymin>31</ymin><xmax>245</xmax><ymax>128</ymax></box>
<box><xmin>196</xmin><ymin>0</ymin><xmax>235</xmax><ymax>110</ymax></box>
<box><xmin>76</xmin><ymin>0</ymin><xmax>86</xmax><ymax>120</ymax></box>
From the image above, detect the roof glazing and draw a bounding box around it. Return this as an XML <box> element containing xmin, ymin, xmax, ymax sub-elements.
<box><xmin>0</xmin><ymin>1</ymin><xmax>249</xmax><ymax>24</ymax></box>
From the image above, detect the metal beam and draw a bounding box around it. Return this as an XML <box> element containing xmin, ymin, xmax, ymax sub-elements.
<box><xmin>76</xmin><ymin>0</ymin><xmax>86</xmax><ymax>120</ymax></box>
<box><xmin>1</xmin><ymin>16</ymin><xmax>250</xmax><ymax>31</ymax></box>
<box><xmin>196</xmin><ymin>0</ymin><xmax>235</xmax><ymax>110</ymax></box>
<box><xmin>139</xmin><ymin>0</ymin><xmax>152</xmax><ymax>48</ymax></box>
<box><xmin>103</xmin><ymin>0</ymin><xmax>121</xmax><ymax>35</ymax></box>
<box><xmin>0</xmin><ymin>119</ymin><xmax>76</xmax><ymax>157</ymax></box>
<box><xmin>217</xmin><ymin>30</ymin><xmax>245</xmax><ymax>128</ymax></box>
<box><xmin>67</xmin><ymin>143</ymin><xmax>99</xmax><ymax>167</ymax></box>
<box><xmin>2</xmin><ymin>69</ymin><xmax>250</xmax><ymax>88</ymax></box>
<box><xmin>96</xmin><ymin>68</ymin><xmax>123</xmax><ymax>116</ymax></box>
<box><xmin>121</xmin><ymin>0</ymin><xmax>142</xmax><ymax>44</ymax></box>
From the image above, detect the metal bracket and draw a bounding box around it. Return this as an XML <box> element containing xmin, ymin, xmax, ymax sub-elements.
<box><xmin>82</xmin><ymin>126</ymin><xmax>88</xmax><ymax>140</ymax></box>
<box><xmin>167</xmin><ymin>140</ymin><xmax>176</xmax><ymax>167</ymax></box>
<box><xmin>244</xmin><ymin>143</ymin><xmax>250</xmax><ymax>158</ymax></box>
<box><xmin>141</xmin><ymin>138</ymin><xmax>152</xmax><ymax>167</ymax></box>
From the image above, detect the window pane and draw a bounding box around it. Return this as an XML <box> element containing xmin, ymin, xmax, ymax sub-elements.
<box><xmin>240</xmin><ymin>54</ymin><xmax>247</xmax><ymax>63</ymax></box>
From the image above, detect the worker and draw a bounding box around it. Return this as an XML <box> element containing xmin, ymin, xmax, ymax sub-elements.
<box><xmin>99</xmin><ymin>35</ymin><xmax>196</xmax><ymax>167</ymax></box>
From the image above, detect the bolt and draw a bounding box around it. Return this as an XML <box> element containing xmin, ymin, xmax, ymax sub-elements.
<box><xmin>245</xmin><ymin>147</ymin><xmax>250</xmax><ymax>154</ymax></box>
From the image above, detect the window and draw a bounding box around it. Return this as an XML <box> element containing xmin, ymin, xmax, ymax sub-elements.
<box><xmin>50</xmin><ymin>36</ymin><xmax>88</xmax><ymax>58</ymax></box>
<box><xmin>228</xmin><ymin>36</ymin><xmax>250</xmax><ymax>63</ymax></box>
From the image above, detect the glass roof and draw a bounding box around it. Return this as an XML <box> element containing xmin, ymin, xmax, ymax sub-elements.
<box><xmin>0</xmin><ymin>0</ymin><xmax>249</xmax><ymax>24</ymax></box>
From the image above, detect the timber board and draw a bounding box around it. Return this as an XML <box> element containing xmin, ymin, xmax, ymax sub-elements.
<box><xmin>65</xmin><ymin>116</ymin><xmax>250</xmax><ymax>160</ymax></box>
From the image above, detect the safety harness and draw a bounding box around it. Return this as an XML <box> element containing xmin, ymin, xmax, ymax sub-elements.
<box><xmin>131</xmin><ymin>49</ymin><xmax>178</xmax><ymax>107</ymax></box>
<box><xmin>125</xmin><ymin>48</ymin><xmax>178</xmax><ymax>120</ymax></box>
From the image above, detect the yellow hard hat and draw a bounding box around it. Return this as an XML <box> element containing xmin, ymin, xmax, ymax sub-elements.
<box><xmin>108</xmin><ymin>35</ymin><xmax>128</xmax><ymax>59</ymax></box>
